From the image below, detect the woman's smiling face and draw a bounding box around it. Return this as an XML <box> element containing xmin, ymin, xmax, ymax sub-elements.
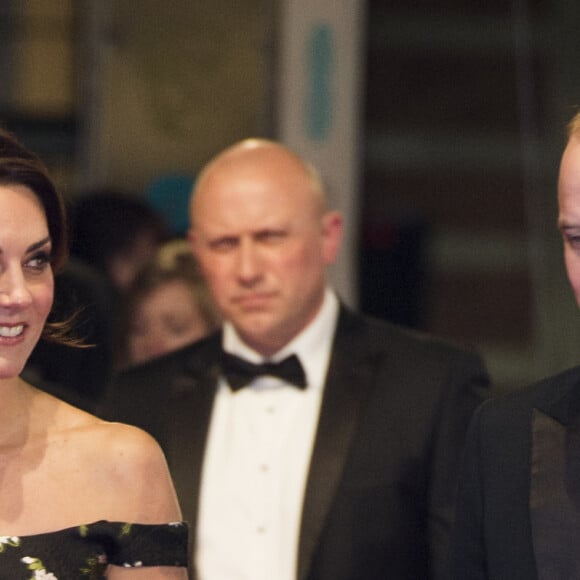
<box><xmin>0</xmin><ymin>184</ymin><xmax>53</xmax><ymax>379</ymax></box>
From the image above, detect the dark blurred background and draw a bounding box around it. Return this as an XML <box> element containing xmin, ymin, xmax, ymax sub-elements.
<box><xmin>2</xmin><ymin>0</ymin><xmax>580</xmax><ymax>393</ymax></box>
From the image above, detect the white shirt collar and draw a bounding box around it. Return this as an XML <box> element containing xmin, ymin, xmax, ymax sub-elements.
<box><xmin>223</xmin><ymin>288</ymin><xmax>340</xmax><ymax>390</ymax></box>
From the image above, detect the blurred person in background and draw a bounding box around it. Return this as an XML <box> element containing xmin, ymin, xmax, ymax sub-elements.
<box><xmin>24</xmin><ymin>191</ymin><xmax>167</xmax><ymax>412</ymax></box>
<box><xmin>24</xmin><ymin>254</ymin><xmax>116</xmax><ymax>412</ymax></box>
<box><xmin>26</xmin><ymin>189</ymin><xmax>169</xmax><ymax>411</ymax></box>
<box><xmin>117</xmin><ymin>239</ymin><xmax>220</xmax><ymax>369</ymax></box>
<box><xmin>70</xmin><ymin>189</ymin><xmax>168</xmax><ymax>295</ymax></box>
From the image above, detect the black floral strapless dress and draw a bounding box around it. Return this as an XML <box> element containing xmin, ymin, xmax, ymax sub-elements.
<box><xmin>0</xmin><ymin>520</ymin><xmax>188</xmax><ymax>579</ymax></box>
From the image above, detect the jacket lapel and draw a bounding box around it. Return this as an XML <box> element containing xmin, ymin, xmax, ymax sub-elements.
<box><xmin>530</xmin><ymin>372</ymin><xmax>580</xmax><ymax>579</ymax></box>
<box><xmin>297</xmin><ymin>308</ymin><xmax>379</xmax><ymax>580</ymax></box>
<box><xmin>162</xmin><ymin>336</ymin><xmax>222</xmax><ymax>533</ymax></box>
<box><xmin>168</xmin><ymin>368</ymin><xmax>218</xmax><ymax>529</ymax></box>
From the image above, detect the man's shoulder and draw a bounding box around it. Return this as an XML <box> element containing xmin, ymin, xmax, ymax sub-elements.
<box><xmin>338</xmin><ymin>306</ymin><xmax>483</xmax><ymax>363</ymax></box>
<box><xmin>479</xmin><ymin>364</ymin><xmax>580</xmax><ymax>427</ymax></box>
<box><xmin>118</xmin><ymin>330</ymin><xmax>221</xmax><ymax>384</ymax></box>
<box><xmin>98</xmin><ymin>331</ymin><xmax>221</xmax><ymax>422</ymax></box>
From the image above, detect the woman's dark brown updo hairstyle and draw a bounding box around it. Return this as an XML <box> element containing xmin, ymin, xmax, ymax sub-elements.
<box><xmin>0</xmin><ymin>128</ymin><xmax>74</xmax><ymax>344</ymax></box>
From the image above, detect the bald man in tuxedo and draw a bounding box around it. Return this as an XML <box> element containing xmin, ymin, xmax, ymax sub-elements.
<box><xmin>101</xmin><ymin>138</ymin><xmax>489</xmax><ymax>580</ymax></box>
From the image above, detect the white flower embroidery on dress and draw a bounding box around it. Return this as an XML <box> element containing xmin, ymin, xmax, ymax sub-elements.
<box><xmin>123</xmin><ymin>561</ymin><xmax>143</xmax><ymax>567</ymax></box>
<box><xmin>20</xmin><ymin>556</ymin><xmax>58</xmax><ymax>579</ymax></box>
<box><xmin>0</xmin><ymin>536</ymin><xmax>20</xmax><ymax>551</ymax></box>
<box><xmin>32</xmin><ymin>571</ymin><xmax>57</xmax><ymax>580</ymax></box>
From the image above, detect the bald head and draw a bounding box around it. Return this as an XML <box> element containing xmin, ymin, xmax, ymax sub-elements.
<box><xmin>187</xmin><ymin>138</ymin><xmax>343</xmax><ymax>355</ymax></box>
<box><xmin>190</xmin><ymin>139</ymin><xmax>328</xmax><ymax>227</ymax></box>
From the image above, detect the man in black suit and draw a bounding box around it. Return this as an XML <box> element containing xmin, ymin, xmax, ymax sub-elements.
<box><xmin>448</xmin><ymin>112</ymin><xmax>580</xmax><ymax>579</ymax></box>
<box><xmin>100</xmin><ymin>139</ymin><xmax>489</xmax><ymax>580</ymax></box>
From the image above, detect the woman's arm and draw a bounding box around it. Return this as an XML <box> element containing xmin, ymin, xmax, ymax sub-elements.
<box><xmin>100</xmin><ymin>422</ymin><xmax>183</xmax><ymax>523</ymax></box>
<box><xmin>99</xmin><ymin>423</ymin><xmax>189</xmax><ymax>577</ymax></box>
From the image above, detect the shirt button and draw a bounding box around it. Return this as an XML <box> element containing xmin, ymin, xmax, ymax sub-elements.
<box><xmin>260</xmin><ymin>463</ymin><xmax>269</xmax><ymax>473</ymax></box>
<box><xmin>257</xmin><ymin>526</ymin><xmax>266</xmax><ymax>534</ymax></box>
<box><xmin>266</xmin><ymin>405</ymin><xmax>275</xmax><ymax>414</ymax></box>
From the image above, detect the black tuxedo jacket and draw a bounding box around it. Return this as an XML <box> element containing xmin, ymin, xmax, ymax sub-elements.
<box><xmin>100</xmin><ymin>306</ymin><xmax>488</xmax><ymax>580</ymax></box>
<box><xmin>448</xmin><ymin>365</ymin><xmax>580</xmax><ymax>579</ymax></box>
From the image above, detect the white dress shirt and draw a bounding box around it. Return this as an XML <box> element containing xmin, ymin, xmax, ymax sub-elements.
<box><xmin>196</xmin><ymin>289</ymin><xmax>339</xmax><ymax>580</ymax></box>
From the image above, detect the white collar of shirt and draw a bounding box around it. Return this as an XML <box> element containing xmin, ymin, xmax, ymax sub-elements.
<box><xmin>222</xmin><ymin>288</ymin><xmax>340</xmax><ymax>392</ymax></box>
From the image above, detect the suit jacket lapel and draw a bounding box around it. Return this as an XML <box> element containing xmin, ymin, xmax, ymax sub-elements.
<box><xmin>530</xmin><ymin>374</ymin><xmax>580</xmax><ymax>578</ymax></box>
<box><xmin>162</xmin><ymin>335</ymin><xmax>222</xmax><ymax>535</ymax></box>
<box><xmin>297</xmin><ymin>308</ymin><xmax>379</xmax><ymax>580</ymax></box>
<box><xmin>169</xmin><ymin>369</ymin><xmax>218</xmax><ymax>530</ymax></box>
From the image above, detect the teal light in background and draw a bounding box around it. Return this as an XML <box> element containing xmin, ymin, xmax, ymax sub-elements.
<box><xmin>146</xmin><ymin>173</ymin><xmax>195</xmax><ymax>236</ymax></box>
<box><xmin>305</xmin><ymin>24</ymin><xmax>334</xmax><ymax>141</ymax></box>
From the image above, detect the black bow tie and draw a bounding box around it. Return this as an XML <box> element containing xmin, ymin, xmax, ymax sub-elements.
<box><xmin>221</xmin><ymin>351</ymin><xmax>307</xmax><ymax>391</ymax></box>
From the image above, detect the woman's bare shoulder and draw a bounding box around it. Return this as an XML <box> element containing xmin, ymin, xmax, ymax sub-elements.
<box><xmin>92</xmin><ymin>421</ymin><xmax>181</xmax><ymax>523</ymax></box>
<box><xmin>91</xmin><ymin>420</ymin><xmax>166</xmax><ymax>467</ymax></box>
<box><xmin>37</xmin><ymin>389</ymin><xmax>158</xmax><ymax>449</ymax></box>
<box><xmin>69</xmin><ymin>417</ymin><xmax>181</xmax><ymax>523</ymax></box>
<box><xmin>37</xmin><ymin>389</ymin><xmax>169</xmax><ymax>482</ymax></box>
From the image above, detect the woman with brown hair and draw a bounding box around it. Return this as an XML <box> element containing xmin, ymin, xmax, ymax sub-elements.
<box><xmin>0</xmin><ymin>129</ymin><xmax>188</xmax><ymax>579</ymax></box>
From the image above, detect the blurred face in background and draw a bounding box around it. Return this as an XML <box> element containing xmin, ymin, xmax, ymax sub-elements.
<box><xmin>127</xmin><ymin>279</ymin><xmax>211</xmax><ymax>365</ymax></box>
<box><xmin>108</xmin><ymin>231</ymin><xmax>161</xmax><ymax>292</ymax></box>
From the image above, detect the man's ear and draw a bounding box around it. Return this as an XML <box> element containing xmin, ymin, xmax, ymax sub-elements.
<box><xmin>321</xmin><ymin>211</ymin><xmax>344</xmax><ymax>264</ymax></box>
